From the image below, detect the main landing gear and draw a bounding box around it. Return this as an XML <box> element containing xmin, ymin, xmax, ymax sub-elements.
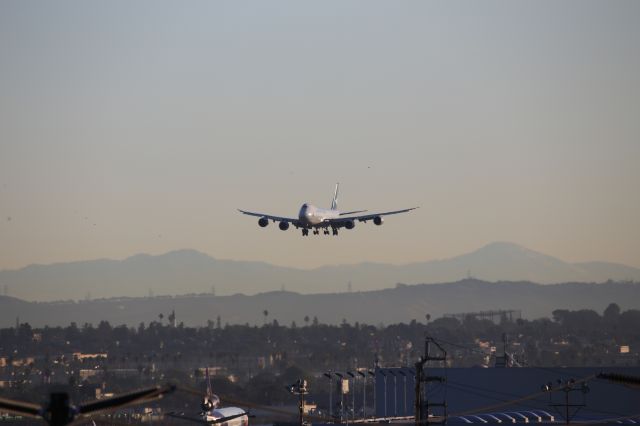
<box><xmin>301</xmin><ymin>228</ymin><xmax>339</xmax><ymax>236</ymax></box>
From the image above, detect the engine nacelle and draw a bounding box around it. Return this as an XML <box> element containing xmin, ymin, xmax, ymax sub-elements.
<box><xmin>279</xmin><ymin>221</ymin><xmax>290</xmax><ymax>231</ymax></box>
<box><xmin>344</xmin><ymin>220</ymin><xmax>355</xmax><ymax>230</ymax></box>
<box><xmin>258</xmin><ymin>217</ymin><xmax>269</xmax><ymax>227</ymax></box>
<box><xmin>201</xmin><ymin>395</ymin><xmax>220</xmax><ymax>412</ymax></box>
<box><xmin>373</xmin><ymin>216</ymin><xmax>384</xmax><ymax>226</ymax></box>
<box><xmin>202</xmin><ymin>398</ymin><xmax>213</xmax><ymax>412</ymax></box>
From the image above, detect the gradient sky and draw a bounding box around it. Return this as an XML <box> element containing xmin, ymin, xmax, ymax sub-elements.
<box><xmin>1</xmin><ymin>1</ymin><xmax>639</xmax><ymax>271</ymax></box>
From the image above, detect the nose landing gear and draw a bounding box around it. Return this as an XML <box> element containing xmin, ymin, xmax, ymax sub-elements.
<box><xmin>332</xmin><ymin>228</ymin><xmax>338</xmax><ymax>236</ymax></box>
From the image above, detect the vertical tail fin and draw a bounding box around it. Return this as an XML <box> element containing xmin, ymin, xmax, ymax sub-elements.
<box><xmin>206</xmin><ymin>367</ymin><xmax>212</xmax><ymax>397</ymax></box>
<box><xmin>331</xmin><ymin>183</ymin><xmax>339</xmax><ymax>210</ymax></box>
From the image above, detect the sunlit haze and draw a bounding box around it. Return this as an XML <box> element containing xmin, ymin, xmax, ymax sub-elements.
<box><xmin>1</xmin><ymin>1</ymin><xmax>639</xmax><ymax>271</ymax></box>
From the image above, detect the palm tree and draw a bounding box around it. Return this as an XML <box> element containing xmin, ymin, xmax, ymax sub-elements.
<box><xmin>263</xmin><ymin>310</ymin><xmax>269</xmax><ymax>325</ymax></box>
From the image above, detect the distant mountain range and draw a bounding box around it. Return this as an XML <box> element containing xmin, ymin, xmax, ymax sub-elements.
<box><xmin>1</xmin><ymin>242</ymin><xmax>639</xmax><ymax>302</ymax></box>
<box><xmin>1</xmin><ymin>280</ymin><xmax>639</xmax><ymax>328</ymax></box>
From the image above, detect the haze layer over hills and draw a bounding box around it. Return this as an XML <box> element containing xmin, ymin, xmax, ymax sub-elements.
<box><xmin>0</xmin><ymin>280</ymin><xmax>638</xmax><ymax>328</ymax></box>
<box><xmin>1</xmin><ymin>242</ymin><xmax>639</xmax><ymax>302</ymax></box>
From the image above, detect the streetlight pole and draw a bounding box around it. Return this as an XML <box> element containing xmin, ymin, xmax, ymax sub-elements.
<box><xmin>399</xmin><ymin>370</ymin><xmax>407</xmax><ymax>416</ymax></box>
<box><xmin>380</xmin><ymin>370</ymin><xmax>387</xmax><ymax>419</ymax></box>
<box><xmin>368</xmin><ymin>370</ymin><xmax>376</xmax><ymax>419</ymax></box>
<box><xmin>389</xmin><ymin>370</ymin><xmax>397</xmax><ymax>418</ymax></box>
<box><xmin>358</xmin><ymin>371</ymin><xmax>366</xmax><ymax>419</ymax></box>
<box><xmin>347</xmin><ymin>372</ymin><xmax>356</xmax><ymax>422</ymax></box>
<box><xmin>323</xmin><ymin>372</ymin><xmax>333</xmax><ymax>420</ymax></box>
<box><xmin>335</xmin><ymin>373</ymin><xmax>345</xmax><ymax>424</ymax></box>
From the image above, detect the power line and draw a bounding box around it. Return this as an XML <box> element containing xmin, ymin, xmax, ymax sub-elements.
<box><xmin>450</xmin><ymin>375</ymin><xmax>596</xmax><ymax>417</ymax></box>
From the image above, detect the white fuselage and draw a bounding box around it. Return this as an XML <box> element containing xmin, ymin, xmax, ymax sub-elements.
<box><xmin>205</xmin><ymin>407</ymin><xmax>248</xmax><ymax>426</ymax></box>
<box><xmin>298</xmin><ymin>203</ymin><xmax>340</xmax><ymax>226</ymax></box>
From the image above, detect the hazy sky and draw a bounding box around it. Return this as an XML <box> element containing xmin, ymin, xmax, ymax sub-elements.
<box><xmin>1</xmin><ymin>1</ymin><xmax>639</xmax><ymax>271</ymax></box>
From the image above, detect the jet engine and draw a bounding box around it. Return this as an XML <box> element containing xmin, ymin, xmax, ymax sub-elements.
<box><xmin>258</xmin><ymin>217</ymin><xmax>269</xmax><ymax>227</ymax></box>
<box><xmin>201</xmin><ymin>397</ymin><xmax>214</xmax><ymax>412</ymax></box>
<box><xmin>279</xmin><ymin>222</ymin><xmax>290</xmax><ymax>231</ymax></box>
<box><xmin>201</xmin><ymin>394</ymin><xmax>220</xmax><ymax>412</ymax></box>
<box><xmin>373</xmin><ymin>216</ymin><xmax>384</xmax><ymax>226</ymax></box>
<box><xmin>344</xmin><ymin>220</ymin><xmax>355</xmax><ymax>230</ymax></box>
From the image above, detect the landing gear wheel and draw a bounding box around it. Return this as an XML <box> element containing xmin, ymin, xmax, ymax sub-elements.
<box><xmin>332</xmin><ymin>228</ymin><xmax>338</xmax><ymax>236</ymax></box>
<box><xmin>302</xmin><ymin>229</ymin><xmax>309</xmax><ymax>236</ymax></box>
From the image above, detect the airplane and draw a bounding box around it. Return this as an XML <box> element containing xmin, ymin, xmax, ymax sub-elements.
<box><xmin>238</xmin><ymin>183</ymin><xmax>418</xmax><ymax>236</ymax></box>
<box><xmin>168</xmin><ymin>368</ymin><xmax>249</xmax><ymax>426</ymax></box>
<box><xmin>0</xmin><ymin>384</ymin><xmax>175</xmax><ymax>426</ymax></box>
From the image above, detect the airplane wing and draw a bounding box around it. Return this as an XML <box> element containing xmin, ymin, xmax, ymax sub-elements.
<box><xmin>78</xmin><ymin>384</ymin><xmax>176</xmax><ymax>417</ymax></box>
<box><xmin>328</xmin><ymin>207</ymin><xmax>419</xmax><ymax>225</ymax></box>
<box><xmin>339</xmin><ymin>210</ymin><xmax>367</xmax><ymax>216</ymax></box>
<box><xmin>209</xmin><ymin>412</ymin><xmax>249</xmax><ymax>424</ymax></box>
<box><xmin>166</xmin><ymin>412</ymin><xmax>210</xmax><ymax>424</ymax></box>
<box><xmin>237</xmin><ymin>209</ymin><xmax>299</xmax><ymax>225</ymax></box>
<box><xmin>167</xmin><ymin>411</ymin><xmax>248</xmax><ymax>425</ymax></box>
<box><xmin>0</xmin><ymin>396</ymin><xmax>42</xmax><ymax>418</ymax></box>
<box><xmin>238</xmin><ymin>209</ymin><xmax>300</xmax><ymax>227</ymax></box>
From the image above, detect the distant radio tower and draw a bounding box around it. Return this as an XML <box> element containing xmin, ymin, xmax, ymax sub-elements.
<box><xmin>347</xmin><ymin>281</ymin><xmax>352</xmax><ymax>293</ymax></box>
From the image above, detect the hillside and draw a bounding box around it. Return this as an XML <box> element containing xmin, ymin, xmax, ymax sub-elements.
<box><xmin>1</xmin><ymin>280</ymin><xmax>639</xmax><ymax>327</ymax></box>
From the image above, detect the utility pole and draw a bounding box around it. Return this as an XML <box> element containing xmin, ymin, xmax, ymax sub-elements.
<box><xmin>415</xmin><ymin>337</ymin><xmax>447</xmax><ymax>426</ymax></box>
<box><xmin>287</xmin><ymin>379</ymin><xmax>309</xmax><ymax>426</ymax></box>
<box><xmin>542</xmin><ymin>379</ymin><xmax>589</xmax><ymax>425</ymax></box>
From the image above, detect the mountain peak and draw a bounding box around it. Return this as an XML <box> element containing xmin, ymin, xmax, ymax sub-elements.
<box><xmin>124</xmin><ymin>249</ymin><xmax>214</xmax><ymax>262</ymax></box>
<box><xmin>478</xmin><ymin>241</ymin><xmax>529</xmax><ymax>252</ymax></box>
<box><xmin>471</xmin><ymin>242</ymin><xmax>551</xmax><ymax>260</ymax></box>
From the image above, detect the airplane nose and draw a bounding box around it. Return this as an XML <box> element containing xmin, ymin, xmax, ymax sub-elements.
<box><xmin>299</xmin><ymin>205</ymin><xmax>313</xmax><ymax>222</ymax></box>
